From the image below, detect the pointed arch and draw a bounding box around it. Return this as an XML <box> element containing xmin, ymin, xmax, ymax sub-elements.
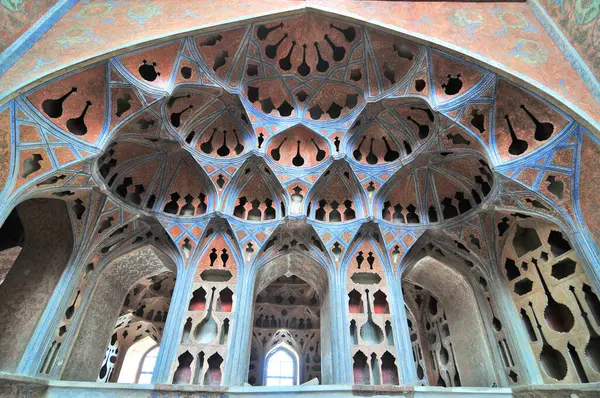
<box><xmin>249</xmin><ymin>251</ymin><xmax>331</xmax><ymax>385</ymax></box>
<box><xmin>170</xmin><ymin>85</ymin><xmax>254</xmax><ymax>159</ymax></box>
<box><xmin>377</xmin><ymin>152</ymin><xmax>494</xmax><ymax>225</ymax></box>
<box><xmin>61</xmin><ymin>244</ymin><xmax>177</xmax><ymax>381</ymax></box>
<box><xmin>252</xmin><ymin>219</ymin><xmax>333</xmax><ymax>275</ymax></box>
<box><xmin>263</xmin><ymin>344</ymin><xmax>299</xmax><ymax>386</ymax></box>
<box><xmin>266</xmin><ymin>124</ymin><xmax>331</xmax><ymax>168</ymax></box>
<box><xmin>223</xmin><ymin>156</ymin><xmax>288</xmax><ymax>221</ymax></box>
<box><xmin>306</xmin><ymin>160</ymin><xmax>368</xmax><ymax>222</ymax></box>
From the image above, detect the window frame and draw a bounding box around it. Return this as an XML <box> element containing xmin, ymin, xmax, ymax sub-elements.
<box><xmin>136</xmin><ymin>345</ymin><xmax>159</xmax><ymax>384</ymax></box>
<box><xmin>263</xmin><ymin>344</ymin><xmax>299</xmax><ymax>386</ymax></box>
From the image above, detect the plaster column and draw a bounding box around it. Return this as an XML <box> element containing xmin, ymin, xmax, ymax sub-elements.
<box><xmin>221</xmin><ymin>270</ymin><xmax>254</xmax><ymax>386</ymax></box>
<box><xmin>17</xmin><ymin>251</ymin><xmax>83</xmax><ymax>377</ymax></box>
<box><xmin>489</xmin><ymin>268</ymin><xmax>544</xmax><ymax>385</ymax></box>
<box><xmin>388</xmin><ymin>281</ymin><xmax>417</xmax><ymax>385</ymax></box>
<box><xmin>152</xmin><ymin>262</ymin><xmax>193</xmax><ymax>384</ymax></box>
<box><xmin>331</xmin><ymin>272</ymin><xmax>353</xmax><ymax>384</ymax></box>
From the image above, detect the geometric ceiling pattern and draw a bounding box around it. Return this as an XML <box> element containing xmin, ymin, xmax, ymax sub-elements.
<box><xmin>0</xmin><ymin>12</ymin><xmax>597</xmax><ymax>270</ymax></box>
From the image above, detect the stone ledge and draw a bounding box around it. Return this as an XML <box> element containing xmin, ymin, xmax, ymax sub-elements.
<box><xmin>1</xmin><ymin>373</ymin><xmax>598</xmax><ymax>398</ymax></box>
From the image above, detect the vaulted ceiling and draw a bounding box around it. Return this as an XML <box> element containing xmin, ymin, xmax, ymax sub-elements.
<box><xmin>0</xmin><ymin>11</ymin><xmax>597</xmax><ymax>272</ymax></box>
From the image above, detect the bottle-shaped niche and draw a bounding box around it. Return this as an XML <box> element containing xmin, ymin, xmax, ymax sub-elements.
<box><xmin>266</xmin><ymin>34</ymin><xmax>288</xmax><ymax>59</ymax></box>
<box><xmin>217</xmin><ymin>130</ymin><xmax>230</xmax><ymax>157</ymax></box>
<box><xmin>65</xmin><ymin>290</ymin><xmax>80</xmax><ymax>319</ymax></box>
<box><xmin>194</xmin><ymin>287</ymin><xmax>219</xmax><ymax>344</ymax></box>
<box><xmin>382</xmin><ymin>137</ymin><xmax>399</xmax><ymax>162</ymax></box>
<box><xmin>270</xmin><ymin>137</ymin><xmax>287</xmax><ymax>161</ymax></box>
<box><xmin>292</xmin><ymin>140</ymin><xmax>304</xmax><ymax>167</ymax></box>
<box><xmin>311</xmin><ymin>138</ymin><xmax>326</xmax><ymax>162</ymax></box>
<box><xmin>360</xmin><ymin>289</ymin><xmax>384</xmax><ymax>345</ymax></box>
<box><xmin>407</xmin><ymin>116</ymin><xmax>429</xmax><ymax>139</ymax></box>
<box><xmin>330</xmin><ymin>24</ymin><xmax>356</xmax><ymax>42</ymax></box>
<box><xmin>487</xmin><ymin>297</ymin><xmax>503</xmax><ymax>332</ymax></box>
<box><xmin>323</xmin><ymin>34</ymin><xmax>345</xmax><ymax>62</ymax></box>
<box><xmin>297</xmin><ymin>44</ymin><xmax>310</xmax><ymax>77</ymax></box>
<box><xmin>200</xmin><ymin>128</ymin><xmax>217</xmax><ymax>154</ymax></box>
<box><xmin>504</xmin><ymin>114</ymin><xmax>528</xmax><ymax>156</ymax></box>
<box><xmin>520</xmin><ymin>104</ymin><xmax>554</xmax><ymax>141</ymax></box>
<box><xmin>257</xmin><ymin>22</ymin><xmax>284</xmax><ymax>41</ymax></box>
<box><xmin>353</xmin><ymin>136</ymin><xmax>366</xmax><ymax>161</ymax></box>
<box><xmin>528</xmin><ymin>302</ymin><xmax>567</xmax><ymax>380</ymax></box>
<box><xmin>569</xmin><ymin>286</ymin><xmax>600</xmax><ymax>372</ymax></box>
<box><xmin>170</xmin><ymin>105</ymin><xmax>194</xmax><ymax>128</ymax></box>
<box><xmin>279</xmin><ymin>41</ymin><xmax>296</xmax><ymax>71</ymax></box>
<box><xmin>533</xmin><ymin>261</ymin><xmax>574</xmax><ymax>332</ymax></box>
<box><xmin>42</xmin><ymin>87</ymin><xmax>77</xmax><ymax>118</ymax></box>
<box><xmin>232</xmin><ymin>129</ymin><xmax>244</xmax><ymax>155</ymax></box>
<box><xmin>66</xmin><ymin>101</ymin><xmax>92</xmax><ymax>136</ymax></box>
<box><xmin>436</xmin><ymin>322</ymin><xmax>449</xmax><ymax>366</ymax></box>
<box><xmin>366</xmin><ymin>137</ymin><xmax>378</xmax><ymax>165</ymax></box>
<box><xmin>314</xmin><ymin>42</ymin><xmax>329</xmax><ymax>73</ymax></box>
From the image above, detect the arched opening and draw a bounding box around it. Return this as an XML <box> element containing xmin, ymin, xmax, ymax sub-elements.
<box><xmin>0</xmin><ymin>199</ymin><xmax>73</xmax><ymax>372</ymax></box>
<box><xmin>249</xmin><ymin>274</ymin><xmax>321</xmax><ymax>385</ymax></box>
<box><xmin>264</xmin><ymin>345</ymin><xmax>299</xmax><ymax>386</ymax></box>
<box><xmin>114</xmin><ymin>337</ymin><xmax>157</xmax><ymax>383</ymax></box>
<box><xmin>60</xmin><ymin>245</ymin><xmax>176</xmax><ymax>381</ymax></box>
<box><xmin>95</xmin><ymin>271</ymin><xmax>175</xmax><ymax>383</ymax></box>
<box><xmin>402</xmin><ymin>256</ymin><xmax>496</xmax><ymax>387</ymax></box>
<box><xmin>247</xmin><ymin>252</ymin><xmax>331</xmax><ymax>385</ymax></box>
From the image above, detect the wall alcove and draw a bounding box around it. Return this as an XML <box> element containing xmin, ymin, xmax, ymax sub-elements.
<box><xmin>247</xmin><ymin>252</ymin><xmax>332</xmax><ymax>386</ymax></box>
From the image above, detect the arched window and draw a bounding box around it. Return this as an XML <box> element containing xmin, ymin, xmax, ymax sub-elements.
<box><xmin>264</xmin><ymin>346</ymin><xmax>298</xmax><ymax>386</ymax></box>
<box><xmin>137</xmin><ymin>346</ymin><xmax>159</xmax><ymax>383</ymax></box>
